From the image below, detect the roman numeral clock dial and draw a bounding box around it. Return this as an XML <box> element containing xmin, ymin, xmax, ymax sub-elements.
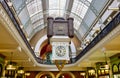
<box><xmin>55</xmin><ymin>46</ymin><xmax>66</xmax><ymax>57</ymax></box>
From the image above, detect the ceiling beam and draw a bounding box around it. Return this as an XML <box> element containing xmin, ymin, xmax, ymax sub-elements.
<box><xmin>41</xmin><ymin>0</ymin><xmax>48</xmax><ymax>24</ymax></box>
<box><xmin>65</xmin><ymin>0</ymin><xmax>74</xmax><ymax>18</ymax></box>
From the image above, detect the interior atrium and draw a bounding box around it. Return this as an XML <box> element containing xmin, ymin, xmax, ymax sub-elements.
<box><xmin>0</xmin><ymin>0</ymin><xmax>120</xmax><ymax>78</ymax></box>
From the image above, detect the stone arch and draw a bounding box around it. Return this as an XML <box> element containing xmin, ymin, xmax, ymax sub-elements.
<box><xmin>56</xmin><ymin>71</ymin><xmax>75</xmax><ymax>78</ymax></box>
<box><xmin>35</xmin><ymin>71</ymin><xmax>55</xmax><ymax>78</ymax></box>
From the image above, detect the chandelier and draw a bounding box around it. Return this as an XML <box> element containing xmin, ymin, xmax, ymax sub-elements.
<box><xmin>17</xmin><ymin>67</ymin><xmax>25</xmax><ymax>74</ymax></box>
<box><xmin>6</xmin><ymin>52</ymin><xmax>16</xmax><ymax>70</ymax></box>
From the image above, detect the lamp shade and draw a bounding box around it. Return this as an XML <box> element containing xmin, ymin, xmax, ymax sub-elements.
<box><xmin>25</xmin><ymin>72</ymin><xmax>30</xmax><ymax>76</ymax></box>
<box><xmin>6</xmin><ymin>64</ymin><xmax>16</xmax><ymax>70</ymax></box>
<box><xmin>17</xmin><ymin>67</ymin><xmax>24</xmax><ymax>74</ymax></box>
<box><xmin>104</xmin><ymin>64</ymin><xmax>109</xmax><ymax>69</ymax></box>
<box><xmin>6</xmin><ymin>61</ymin><xmax>16</xmax><ymax>70</ymax></box>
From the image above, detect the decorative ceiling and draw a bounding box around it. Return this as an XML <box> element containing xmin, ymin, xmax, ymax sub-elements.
<box><xmin>11</xmin><ymin>0</ymin><xmax>111</xmax><ymax>40</ymax></box>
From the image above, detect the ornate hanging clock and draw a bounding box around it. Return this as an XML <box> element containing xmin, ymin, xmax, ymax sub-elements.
<box><xmin>47</xmin><ymin>17</ymin><xmax>74</xmax><ymax>71</ymax></box>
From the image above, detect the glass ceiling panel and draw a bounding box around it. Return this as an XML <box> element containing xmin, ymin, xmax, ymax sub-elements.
<box><xmin>31</xmin><ymin>12</ymin><xmax>43</xmax><ymax>24</ymax></box>
<box><xmin>70</xmin><ymin>13</ymin><xmax>82</xmax><ymax>30</ymax></box>
<box><xmin>32</xmin><ymin>19</ymin><xmax>44</xmax><ymax>29</ymax></box>
<box><xmin>74</xmin><ymin>19</ymin><xmax>81</xmax><ymax>30</ymax></box>
<box><xmin>26</xmin><ymin>0</ymin><xmax>44</xmax><ymax>30</ymax></box>
<box><xmin>71</xmin><ymin>0</ymin><xmax>88</xmax><ymax>19</ymax></box>
<box><xmin>70</xmin><ymin>0</ymin><xmax>93</xmax><ymax>38</ymax></box>
<box><xmin>49</xmin><ymin>0</ymin><xmax>66</xmax><ymax>17</ymax></box>
<box><xmin>26</xmin><ymin>0</ymin><xmax>42</xmax><ymax>17</ymax></box>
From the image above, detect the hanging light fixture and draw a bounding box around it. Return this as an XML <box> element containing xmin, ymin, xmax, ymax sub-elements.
<box><xmin>6</xmin><ymin>61</ymin><xmax>16</xmax><ymax>70</ymax></box>
<box><xmin>104</xmin><ymin>64</ymin><xmax>109</xmax><ymax>69</ymax></box>
<box><xmin>17</xmin><ymin>67</ymin><xmax>25</xmax><ymax>74</ymax></box>
<box><xmin>100</xmin><ymin>48</ymin><xmax>109</xmax><ymax>70</ymax></box>
<box><xmin>17</xmin><ymin>62</ymin><xmax>25</xmax><ymax>74</ymax></box>
<box><xmin>25</xmin><ymin>72</ymin><xmax>30</xmax><ymax>76</ymax></box>
<box><xmin>88</xmin><ymin>69</ymin><xmax>95</xmax><ymax>75</ymax></box>
<box><xmin>103</xmin><ymin>49</ymin><xmax>109</xmax><ymax>69</ymax></box>
<box><xmin>6</xmin><ymin>52</ymin><xmax>16</xmax><ymax>70</ymax></box>
<box><xmin>80</xmin><ymin>71</ymin><xmax>86</xmax><ymax>76</ymax></box>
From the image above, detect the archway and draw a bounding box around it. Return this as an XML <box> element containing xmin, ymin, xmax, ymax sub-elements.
<box><xmin>35</xmin><ymin>71</ymin><xmax>55</xmax><ymax>78</ymax></box>
<box><xmin>56</xmin><ymin>72</ymin><xmax>75</xmax><ymax>78</ymax></box>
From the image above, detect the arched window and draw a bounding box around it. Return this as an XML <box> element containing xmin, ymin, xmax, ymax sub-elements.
<box><xmin>112</xmin><ymin>64</ymin><xmax>118</xmax><ymax>73</ymax></box>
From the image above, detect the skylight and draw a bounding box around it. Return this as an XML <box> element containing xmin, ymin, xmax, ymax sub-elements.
<box><xmin>49</xmin><ymin>0</ymin><xmax>66</xmax><ymax>17</ymax></box>
<box><xmin>71</xmin><ymin>0</ymin><xmax>88</xmax><ymax>19</ymax></box>
<box><xmin>70</xmin><ymin>0</ymin><xmax>93</xmax><ymax>37</ymax></box>
<box><xmin>26</xmin><ymin>0</ymin><xmax>43</xmax><ymax>17</ymax></box>
<box><xmin>26</xmin><ymin>0</ymin><xmax>44</xmax><ymax>29</ymax></box>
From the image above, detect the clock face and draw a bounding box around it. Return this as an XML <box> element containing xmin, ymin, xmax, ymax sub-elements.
<box><xmin>55</xmin><ymin>46</ymin><xmax>66</xmax><ymax>57</ymax></box>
